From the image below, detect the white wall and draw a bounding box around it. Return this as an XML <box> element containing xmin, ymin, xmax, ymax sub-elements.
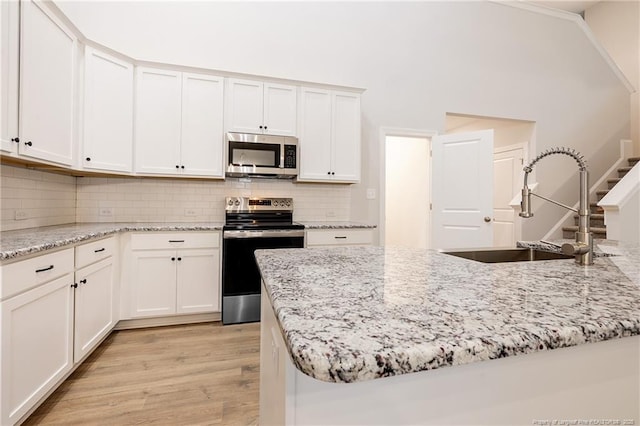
<box><xmin>56</xmin><ymin>1</ymin><xmax>631</xmax><ymax>241</ymax></box>
<box><xmin>384</xmin><ymin>136</ymin><xmax>429</xmax><ymax>248</ymax></box>
<box><xmin>445</xmin><ymin>115</ymin><xmax>535</xmax><ymax>150</ymax></box>
<box><xmin>585</xmin><ymin>1</ymin><xmax>639</xmax><ymax>156</ymax></box>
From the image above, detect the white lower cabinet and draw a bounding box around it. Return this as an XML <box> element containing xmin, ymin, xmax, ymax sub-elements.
<box><xmin>73</xmin><ymin>237</ymin><xmax>117</xmax><ymax>362</ymax></box>
<box><xmin>127</xmin><ymin>232</ymin><xmax>220</xmax><ymax>318</ymax></box>
<box><xmin>0</xmin><ymin>236</ymin><xmax>118</xmax><ymax>425</ymax></box>
<box><xmin>176</xmin><ymin>248</ymin><xmax>219</xmax><ymax>314</ymax></box>
<box><xmin>305</xmin><ymin>228</ymin><xmax>373</xmax><ymax>247</ymax></box>
<box><xmin>130</xmin><ymin>249</ymin><xmax>177</xmax><ymax>317</ymax></box>
<box><xmin>73</xmin><ymin>257</ymin><xmax>115</xmax><ymax>362</ymax></box>
<box><xmin>1</xmin><ymin>273</ymin><xmax>74</xmax><ymax>426</ymax></box>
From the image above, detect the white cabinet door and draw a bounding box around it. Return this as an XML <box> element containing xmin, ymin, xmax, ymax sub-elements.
<box><xmin>73</xmin><ymin>257</ymin><xmax>115</xmax><ymax>362</ymax></box>
<box><xmin>1</xmin><ymin>273</ymin><xmax>74</xmax><ymax>426</ymax></box>
<box><xmin>263</xmin><ymin>83</ymin><xmax>297</xmax><ymax>136</ymax></box>
<box><xmin>0</xmin><ymin>0</ymin><xmax>19</xmax><ymax>154</ymax></box>
<box><xmin>298</xmin><ymin>88</ymin><xmax>332</xmax><ymax>181</ymax></box>
<box><xmin>181</xmin><ymin>73</ymin><xmax>224</xmax><ymax>177</ymax></box>
<box><xmin>331</xmin><ymin>91</ymin><xmax>360</xmax><ymax>182</ymax></box>
<box><xmin>176</xmin><ymin>248</ymin><xmax>219</xmax><ymax>314</ymax></box>
<box><xmin>226</xmin><ymin>78</ymin><xmax>264</xmax><ymax>134</ymax></box>
<box><xmin>226</xmin><ymin>79</ymin><xmax>297</xmax><ymax>136</ymax></box>
<box><xmin>130</xmin><ymin>249</ymin><xmax>177</xmax><ymax>318</ymax></box>
<box><xmin>134</xmin><ymin>67</ymin><xmax>182</xmax><ymax>175</ymax></box>
<box><xmin>83</xmin><ymin>47</ymin><xmax>134</xmax><ymax>173</ymax></box>
<box><xmin>298</xmin><ymin>88</ymin><xmax>361</xmax><ymax>183</ymax></box>
<box><xmin>19</xmin><ymin>0</ymin><xmax>76</xmax><ymax>166</ymax></box>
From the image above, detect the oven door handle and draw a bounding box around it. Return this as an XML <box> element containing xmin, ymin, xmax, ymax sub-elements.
<box><xmin>223</xmin><ymin>230</ymin><xmax>305</xmax><ymax>239</ymax></box>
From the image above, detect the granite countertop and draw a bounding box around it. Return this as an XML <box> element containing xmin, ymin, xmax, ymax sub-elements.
<box><xmin>0</xmin><ymin>221</ymin><xmax>375</xmax><ymax>260</ymax></box>
<box><xmin>0</xmin><ymin>222</ymin><xmax>224</xmax><ymax>260</ymax></box>
<box><xmin>300</xmin><ymin>221</ymin><xmax>376</xmax><ymax>229</ymax></box>
<box><xmin>254</xmin><ymin>241</ymin><xmax>640</xmax><ymax>384</ymax></box>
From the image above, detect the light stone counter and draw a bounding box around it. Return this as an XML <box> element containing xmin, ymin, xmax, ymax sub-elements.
<box><xmin>298</xmin><ymin>221</ymin><xmax>376</xmax><ymax>229</ymax></box>
<box><xmin>0</xmin><ymin>222</ymin><xmax>224</xmax><ymax>260</ymax></box>
<box><xmin>255</xmin><ymin>241</ymin><xmax>640</xmax><ymax>384</ymax></box>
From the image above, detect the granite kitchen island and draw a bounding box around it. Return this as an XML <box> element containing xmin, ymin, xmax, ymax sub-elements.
<box><xmin>255</xmin><ymin>242</ymin><xmax>640</xmax><ymax>425</ymax></box>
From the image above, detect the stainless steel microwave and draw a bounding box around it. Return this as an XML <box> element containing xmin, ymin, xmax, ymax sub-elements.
<box><xmin>226</xmin><ymin>132</ymin><xmax>298</xmax><ymax>179</ymax></box>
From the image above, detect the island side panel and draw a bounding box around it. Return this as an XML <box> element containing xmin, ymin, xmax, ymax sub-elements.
<box><xmin>287</xmin><ymin>336</ymin><xmax>640</xmax><ymax>425</ymax></box>
<box><xmin>260</xmin><ymin>282</ymin><xmax>296</xmax><ymax>425</ymax></box>
<box><xmin>260</xmin><ymin>289</ymin><xmax>640</xmax><ymax>426</ymax></box>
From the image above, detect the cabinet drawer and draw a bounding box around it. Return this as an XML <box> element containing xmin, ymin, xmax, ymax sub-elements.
<box><xmin>130</xmin><ymin>232</ymin><xmax>220</xmax><ymax>250</ymax></box>
<box><xmin>1</xmin><ymin>248</ymin><xmax>74</xmax><ymax>300</ymax></box>
<box><xmin>306</xmin><ymin>229</ymin><xmax>373</xmax><ymax>247</ymax></box>
<box><xmin>75</xmin><ymin>236</ymin><xmax>116</xmax><ymax>269</ymax></box>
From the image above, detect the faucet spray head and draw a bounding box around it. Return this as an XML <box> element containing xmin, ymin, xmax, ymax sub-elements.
<box><xmin>519</xmin><ymin>186</ymin><xmax>533</xmax><ymax>218</ymax></box>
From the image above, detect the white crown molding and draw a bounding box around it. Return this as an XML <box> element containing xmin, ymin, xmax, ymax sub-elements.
<box><xmin>492</xmin><ymin>0</ymin><xmax>636</xmax><ymax>94</ymax></box>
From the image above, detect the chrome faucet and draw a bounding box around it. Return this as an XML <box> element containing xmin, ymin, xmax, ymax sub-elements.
<box><xmin>519</xmin><ymin>147</ymin><xmax>594</xmax><ymax>265</ymax></box>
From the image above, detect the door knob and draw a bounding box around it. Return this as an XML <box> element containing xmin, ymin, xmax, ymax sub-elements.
<box><xmin>484</xmin><ymin>216</ymin><xmax>492</xmax><ymax>223</ymax></box>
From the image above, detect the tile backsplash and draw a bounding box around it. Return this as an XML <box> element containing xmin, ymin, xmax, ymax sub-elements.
<box><xmin>76</xmin><ymin>176</ymin><xmax>351</xmax><ymax>223</ymax></box>
<box><xmin>0</xmin><ymin>165</ymin><xmax>77</xmax><ymax>231</ymax></box>
<box><xmin>0</xmin><ymin>165</ymin><xmax>352</xmax><ymax>230</ymax></box>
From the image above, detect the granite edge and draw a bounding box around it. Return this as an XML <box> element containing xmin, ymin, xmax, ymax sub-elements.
<box><xmin>0</xmin><ymin>223</ymin><xmax>224</xmax><ymax>260</ymax></box>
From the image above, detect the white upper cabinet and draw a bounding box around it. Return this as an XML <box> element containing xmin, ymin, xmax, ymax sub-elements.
<box><xmin>0</xmin><ymin>0</ymin><xmax>19</xmax><ymax>154</ymax></box>
<box><xmin>180</xmin><ymin>72</ymin><xmax>224</xmax><ymax>177</ymax></box>
<box><xmin>298</xmin><ymin>88</ymin><xmax>332</xmax><ymax>180</ymax></box>
<box><xmin>298</xmin><ymin>88</ymin><xmax>361</xmax><ymax>183</ymax></box>
<box><xmin>263</xmin><ymin>83</ymin><xmax>298</xmax><ymax>136</ymax></box>
<box><xmin>19</xmin><ymin>0</ymin><xmax>76</xmax><ymax>166</ymax></box>
<box><xmin>331</xmin><ymin>92</ymin><xmax>361</xmax><ymax>182</ymax></box>
<box><xmin>134</xmin><ymin>67</ymin><xmax>182</xmax><ymax>175</ymax></box>
<box><xmin>135</xmin><ymin>67</ymin><xmax>224</xmax><ymax>177</ymax></box>
<box><xmin>226</xmin><ymin>78</ymin><xmax>297</xmax><ymax>136</ymax></box>
<box><xmin>82</xmin><ymin>47</ymin><xmax>134</xmax><ymax>173</ymax></box>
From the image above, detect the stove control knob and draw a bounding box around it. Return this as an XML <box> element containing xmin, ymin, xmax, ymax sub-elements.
<box><xmin>234</xmin><ymin>199</ymin><xmax>240</xmax><ymax>206</ymax></box>
<box><xmin>286</xmin><ymin>200</ymin><xmax>291</xmax><ymax>207</ymax></box>
<box><xmin>273</xmin><ymin>200</ymin><xmax>279</xmax><ymax>207</ymax></box>
<box><xmin>227</xmin><ymin>199</ymin><xmax>233</xmax><ymax>206</ymax></box>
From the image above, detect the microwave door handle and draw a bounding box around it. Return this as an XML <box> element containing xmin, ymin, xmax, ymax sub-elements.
<box><xmin>280</xmin><ymin>144</ymin><xmax>285</xmax><ymax>169</ymax></box>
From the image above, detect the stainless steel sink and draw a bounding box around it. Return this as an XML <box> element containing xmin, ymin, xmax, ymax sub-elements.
<box><xmin>441</xmin><ymin>248</ymin><xmax>574</xmax><ymax>263</ymax></box>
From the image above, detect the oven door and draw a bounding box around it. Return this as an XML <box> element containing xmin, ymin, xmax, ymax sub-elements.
<box><xmin>227</xmin><ymin>141</ymin><xmax>282</xmax><ymax>176</ymax></box>
<box><xmin>222</xmin><ymin>229</ymin><xmax>304</xmax><ymax>325</ymax></box>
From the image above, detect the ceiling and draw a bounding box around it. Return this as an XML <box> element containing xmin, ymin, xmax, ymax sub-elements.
<box><xmin>527</xmin><ymin>0</ymin><xmax>602</xmax><ymax>14</ymax></box>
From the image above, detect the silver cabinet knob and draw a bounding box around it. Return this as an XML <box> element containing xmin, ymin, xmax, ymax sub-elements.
<box><xmin>484</xmin><ymin>216</ymin><xmax>492</xmax><ymax>223</ymax></box>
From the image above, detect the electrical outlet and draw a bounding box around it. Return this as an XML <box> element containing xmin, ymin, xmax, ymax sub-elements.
<box><xmin>184</xmin><ymin>208</ymin><xmax>197</xmax><ymax>216</ymax></box>
<box><xmin>14</xmin><ymin>210</ymin><xmax>28</xmax><ymax>220</ymax></box>
<box><xmin>99</xmin><ymin>207</ymin><xmax>113</xmax><ymax>217</ymax></box>
<box><xmin>366</xmin><ymin>188</ymin><xmax>376</xmax><ymax>200</ymax></box>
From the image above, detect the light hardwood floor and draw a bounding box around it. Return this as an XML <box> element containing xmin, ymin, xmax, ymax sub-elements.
<box><xmin>23</xmin><ymin>322</ymin><xmax>261</xmax><ymax>426</ymax></box>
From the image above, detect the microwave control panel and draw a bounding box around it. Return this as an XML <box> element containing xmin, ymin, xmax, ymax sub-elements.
<box><xmin>284</xmin><ymin>145</ymin><xmax>297</xmax><ymax>168</ymax></box>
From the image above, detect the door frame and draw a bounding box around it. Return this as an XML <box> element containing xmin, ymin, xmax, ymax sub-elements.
<box><xmin>493</xmin><ymin>141</ymin><xmax>528</xmax><ymax>246</ymax></box>
<box><xmin>378</xmin><ymin>127</ymin><xmax>437</xmax><ymax>247</ymax></box>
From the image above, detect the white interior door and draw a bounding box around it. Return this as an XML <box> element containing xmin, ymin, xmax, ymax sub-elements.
<box><xmin>493</xmin><ymin>145</ymin><xmax>524</xmax><ymax>247</ymax></box>
<box><xmin>432</xmin><ymin>130</ymin><xmax>494</xmax><ymax>249</ymax></box>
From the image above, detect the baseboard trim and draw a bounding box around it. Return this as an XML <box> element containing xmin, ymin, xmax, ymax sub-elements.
<box><xmin>114</xmin><ymin>312</ymin><xmax>221</xmax><ymax>330</ymax></box>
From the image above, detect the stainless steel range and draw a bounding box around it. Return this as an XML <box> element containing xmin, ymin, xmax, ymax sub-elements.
<box><xmin>222</xmin><ymin>197</ymin><xmax>304</xmax><ymax>325</ymax></box>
